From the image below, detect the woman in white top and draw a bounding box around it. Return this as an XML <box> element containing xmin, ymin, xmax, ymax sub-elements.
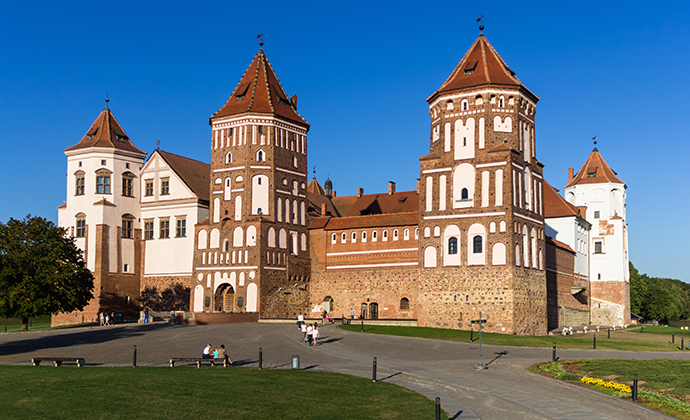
<box><xmin>312</xmin><ymin>323</ymin><xmax>319</xmax><ymax>346</ymax></box>
<box><xmin>306</xmin><ymin>323</ymin><xmax>314</xmax><ymax>345</ymax></box>
<box><xmin>300</xmin><ymin>322</ymin><xmax>307</xmax><ymax>342</ymax></box>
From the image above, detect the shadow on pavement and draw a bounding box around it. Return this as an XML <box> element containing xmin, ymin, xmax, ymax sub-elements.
<box><xmin>486</xmin><ymin>351</ymin><xmax>508</xmax><ymax>366</ymax></box>
<box><xmin>379</xmin><ymin>371</ymin><xmax>402</xmax><ymax>381</ymax></box>
<box><xmin>0</xmin><ymin>323</ymin><xmax>171</xmax><ymax>356</ymax></box>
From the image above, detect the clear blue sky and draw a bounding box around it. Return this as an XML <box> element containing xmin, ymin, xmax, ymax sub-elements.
<box><xmin>1</xmin><ymin>1</ymin><xmax>688</xmax><ymax>282</ymax></box>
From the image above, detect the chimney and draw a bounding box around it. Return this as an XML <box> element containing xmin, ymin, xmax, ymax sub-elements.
<box><xmin>333</xmin><ymin>190</ymin><xmax>336</xmax><ymax>197</ymax></box>
<box><xmin>320</xmin><ymin>202</ymin><xmax>327</xmax><ymax>216</ymax></box>
<box><xmin>357</xmin><ymin>187</ymin><xmax>363</xmax><ymax>198</ymax></box>
<box><xmin>568</xmin><ymin>167</ymin><xmax>574</xmax><ymax>183</ymax></box>
<box><xmin>416</xmin><ymin>178</ymin><xmax>420</xmax><ymax>194</ymax></box>
<box><xmin>388</xmin><ymin>181</ymin><xmax>396</xmax><ymax>196</ymax></box>
<box><xmin>290</xmin><ymin>94</ymin><xmax>298</xmax><ymax>109</ymax></box>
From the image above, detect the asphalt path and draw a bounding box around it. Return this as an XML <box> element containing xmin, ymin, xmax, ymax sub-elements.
<box><xmin>0</xmin><ymin>321</ymin><xmax>687</xmax><ymax>419</ymax></box>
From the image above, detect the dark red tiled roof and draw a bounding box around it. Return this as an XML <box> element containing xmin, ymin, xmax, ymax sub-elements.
<box><xmin>155</xmin><ymin>150</ymin><xmax>210</xmax><ymax>202</ymax></box>
<box><xmin>313</xmin><ymin>212</ymin><xmax>419</xmax><ymax>231</ymax></box>
<box><xmin>307</xmin><ymin>177</ymin><xmax>325</xmax><ymax>195</ymax></box>
<box><xmin>65</xmin><ymin>107</ymin><xmax>145</xmax><ymax>155</ymax></box>
<box><xmin>307</xmin><ymin>191</ymin><xmax>340</xmax><ymax>217</ymax></box>
<box><xmin>309</xmin><ymin>216</ymin><xmax>330</xmax><ymax>230</ymax></box>
<box><xmin>565</xmin><ymin>147</ymin><xmax>624</xmax><ymax>187</ymax></box>
<box><xmin>211</xmin><ymin>49</ymin><xmax>309</xmax><ymax>127</ymax></box>
<box><xmin>546</xmin><ymin>236</ymin><xmax>575</xmax><ymax>254</ymax></box>
<box><xmin>332</xmin><ymin>190</ymin><xmax>419</xmax><ymax>217</ymax></box>
<box><xmin>543</xmin><ymin>180</ymin><xmax>581</xmax><ymax>218</ymax></box>
<box><xmin>428</xmin><ymin>35</ymin><xmax>538</xmax><ymax>102</ymax></box>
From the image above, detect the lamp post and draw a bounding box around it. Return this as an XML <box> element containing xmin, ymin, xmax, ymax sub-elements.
<box><xmin>472</xmin><ymin>312</ymin><xmax>487</xmax><ymax>370</ymax></box>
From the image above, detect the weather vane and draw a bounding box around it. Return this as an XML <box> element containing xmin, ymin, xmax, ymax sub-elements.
<box><xmin>257</xmin><ymin>32</ymin><xmax>264</xmax><ymax>47</ymax></box>
<box><xmin>156</xmin><ymin>140</ymin><xmax>160</xmax><ymax>150</ymax></box>
<box><xmin>313</xmin><ymin>166</ymin><xmax>316</xmax><ymax>176</ymax></box>
<box><xmin>477</xmin><ymin>15</ymin><xmax>484</xmax><ymax>33</ymax></box>
<box><xmin>593</xmin><ymin>135</ymin><xmax>597</xmax><ymax>146</ymax></box>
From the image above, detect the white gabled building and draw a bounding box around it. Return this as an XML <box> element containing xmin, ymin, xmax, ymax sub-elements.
<box><xmin>140</xmin><ymin>150</ymin><xmax>209</xmax><ymax>289</ymax></box>
<box><xmin>564</xmin><ymin>146</ymin><xmax>630</xmax><ymax>326</ymax></box>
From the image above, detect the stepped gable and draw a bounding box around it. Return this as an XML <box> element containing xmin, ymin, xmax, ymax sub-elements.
<box><xmin>565</xmin><ymin>147</ymin><xmax>624</xmax><ymax>188</ymax></box>
<box><xmin>211</xmin><ymin>49</ymin><xmax>309</xmax><ymax>127</ymax></box>
<box><xmin>65</xmin><ymin>106</ymin><xmax>145</xmax><ymax>154</ymax></box>
<box><xmin>332</xmin><ymin>190</ymin><xmax>419</xmax><ymax>217</ymax></box>
<box><xmin>156</xmin><ymin>150</ymin><xmax>210</xmax><ymax>202</ymax></box>
<box><xmin>428</xmin><ymin>34</ymin><xmax>538</xmax><ymax>102</ymax></box>
<box><xmin>543</xmin><ymin>180</ymin><xmax>582</xmax><ymax>218</ymax></box>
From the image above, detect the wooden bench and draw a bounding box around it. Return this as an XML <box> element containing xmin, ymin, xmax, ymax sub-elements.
<box><xmin>32</xmin><ymin>357</ymin><xmax>84</xmax><ymax>367</ymax></box>
<box><xmin>169</xmin><ymin>357</ymin><xmax>230</xmax><ymax>368</ymax></box>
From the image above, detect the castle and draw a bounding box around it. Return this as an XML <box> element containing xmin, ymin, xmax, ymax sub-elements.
<box><xmin>54</xmin><ymin>33</ymin><xmax>630</xmax><ymax>334</ymax></box>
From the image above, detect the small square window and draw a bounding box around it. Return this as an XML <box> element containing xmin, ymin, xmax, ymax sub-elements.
<box><xmin>145</xmin><ymin>180</ymin><xmax>153</xmax><ymax>197</ymax></box>
<box><xmin>594</xmin><ymin>211</ymin><xmax>600</xmax><ymax>219</ymax></box>
<box><xmin>161</xmin><ymin>178</ymin><xmax>170</xmax><ymax>195</ymax></box>
<box><xmin>160</xmin><ymin>219</ymin><xmax>170</xmax><ymax>239</ymax></box>
<box><xmin>101</xmin><ymin>160</ymin><xmax>106</xmax><ymax>165</ymax></box>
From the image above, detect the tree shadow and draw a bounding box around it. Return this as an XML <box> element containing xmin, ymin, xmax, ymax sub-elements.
<box><xmin>0</xmin><ymin>323</ymin><xmax>171</xmax><ymax>357</ymax></box>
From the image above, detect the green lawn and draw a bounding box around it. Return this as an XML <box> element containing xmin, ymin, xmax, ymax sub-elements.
<box><xmin>535</xmin><ymin>359</ymin><xmax>690</xmax><ymax>419</ymax></box>
<box><xmin>0</xmin><ymin>315</ymin><xmax>51</xmax><ymax>332</ymax></box>
<box><xmin>0</xmin><ymin>366</ymin><xmax>447</xmax><ymax>420</ymax></box>
<box><xmin>628</xmin><ymin>325</ymin><xmax>690</xmax><ymax>337</ymax></box>
<box><xmin>340</xmin><ymin>324</ymin><xmax>683</xmax><ymax>351</ymax></box>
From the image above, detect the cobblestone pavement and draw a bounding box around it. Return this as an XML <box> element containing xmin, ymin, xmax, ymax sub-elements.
<box><xmin>0</xmin><ymin>321</ymin><xmax>686</xmax><ymax>419</ymax></box>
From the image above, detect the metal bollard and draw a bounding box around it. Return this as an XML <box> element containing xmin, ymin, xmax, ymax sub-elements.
<box><xmin>682</xmin><ymin>337</ymin><xmax>684</xmax><ymax>350</ymax></box>
<box><xmin>641</xmin><ymin>326</ymin><xmax>643</xmax><ymax>333</ymax></box>
<box><xmin>361</xmin><ymin>319</ymin><xmax>364</xmax><ymax>333</ymax></box>
<box><xmin>632</xmin><ymin>373</ymin><xmax>638</xmax><ymax>401</ymax></box>
<box><xmin>133</xmin><ymin>345</ymin><xmax>137</xmax><ymax>367</ymax></box>
<box><xmin>259</xmin><ymin>347</ymin><xmax>263</xmax><ymax>370</ymax></box>
<box><xmin>673</xmin><ymin>333</ymin><xmax>675</xmax><ymax>344</ymax></box>
<box><xmin>435</xmin><ymin>397</ymin><xmax>441</xmax><ymax>420</ymax></box>
<box><xmin>372</xmin><ymin>357</ymin><xmax>377</xmax><ymax>382</ymax></box>
<box><xmin>608</xmin><ymin>328</ymin><xmax>610</xmax><ymax>339</ymax></box>
<box><xmin>291</xmin><ymin>355</ymin><xmax>300</xmax><ymax>369</ymax></box>
<box><xmin>470</xmin><ymin>329</ymin><xmax>474</xmax><ymax>342</ymax></box>
<box><xmin>593</xmin><ymin>334</ymin><xmax>596</xmax><ymax>349</ymax></box>
<box><xmin>552</xmin><ymin>342</ymin><xmax>557</xmax><ymax>362</ymax></box>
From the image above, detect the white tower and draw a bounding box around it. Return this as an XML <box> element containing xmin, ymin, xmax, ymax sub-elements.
<box><xmin>564</xmin><ymin>146</ymin><xmax>629</xmax><ymax>326</ymax></box>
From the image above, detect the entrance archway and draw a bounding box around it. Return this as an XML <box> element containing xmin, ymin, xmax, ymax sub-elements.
<box><xmin>214</xmin><ymin>283</ymin><xmax>235</xmax><ymax>312</ymax></box>
<box><xmin>369</xmin><ymin>302</ymin><xmax>379</xmax><ymax>319</ymax></box>
<box><xmin>323</xmin><ymin>296</ymin><xmax>334</xmax><ymax>313</ymax></box>
<box><xmin>360</xmin><ymin>303</ymin><xmax>368</xmax><ymax>319</ymax></box>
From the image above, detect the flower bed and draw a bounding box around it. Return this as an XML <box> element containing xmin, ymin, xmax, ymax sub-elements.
<box><xmin>580</xmin><ymin>376</ymin><xmax>632</xmax><ymax>393</ymax></box>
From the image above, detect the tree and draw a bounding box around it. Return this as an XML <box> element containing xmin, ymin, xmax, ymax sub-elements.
<box><xmin>0</xmin><ymin>215</ymin><xmax>94</xmax><ymax>330</ymax></box>
<box><xmin>140</xmin><ymin>283</ymin><xmax>190</xmax><ymax>311</ymax></box>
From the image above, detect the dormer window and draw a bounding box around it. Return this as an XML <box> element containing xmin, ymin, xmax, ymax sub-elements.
<box><xmin>235</xmin><ymin>83</ymin><xmax>249</xmax><ymax>101</ymax></box>
<box><xmin>86</xmin><ymin>128</ymin><xmax>98</xmax><ymax>141</ymax></box>
<box><xmin>464</xmin><ymin>60</ymin><xmax>478</xmax><ymax>75</ymax></box>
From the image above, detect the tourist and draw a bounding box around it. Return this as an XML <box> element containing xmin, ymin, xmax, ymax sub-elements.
<box><xmin>144</xmin><ymin>307</ymin><xmax>149</xmax><ymax>324</ymax></box>
<box><xmin>99</xmin><ymin>312</ymin><xmax>104</xmax><ymax>326</ymax></box>
<box><xmin>306</xmin><ymin>323</ymin><xmax>314</xmax><ymax>346</ymax></box>
<box><xmin>349</xmin><ymin>308</ymin><xmax>355</xmax><ymax>323</ymax></box>
<box><xmin>105</xmin><ymin>312</ymin><xmax>110</xmax><ymax>326</ymax></box>
<box><xmin>300</xmin><ymin>322</ymin><xmax>307</xmax><ymax>342</ymax></box>
<box><xmin>216</xmin><ymin>344</ymin><xmax>232</xmax><ymax>365</ymax></box>
<box><xmin>321</xmin><ymin>310</ymin><xmax>328</xmax><ymax>325</ymax></box>
<box><xmin>312</xmin><ymin>323</ymin><xmax>320</xmax><ymax>346</ymax></box>
<box><xmin>297</xmin><ymin>313</ymin><xmax>304</xmax><ymax>329</ymax></box>
<box><xmin>202</xmin><ymin>343</ymin><xmax>212</xmax><ymax>359</ymax></box>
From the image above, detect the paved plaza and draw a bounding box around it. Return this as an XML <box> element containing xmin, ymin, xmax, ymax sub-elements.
<box><xmin>0</xmin><ymin>321</ymin><xmax>686</xmax><ymax>419</ymax></box>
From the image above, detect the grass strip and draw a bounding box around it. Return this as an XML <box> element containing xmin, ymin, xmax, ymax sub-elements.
<box><xmin>0</xmin><ymin>366</ymin><xmax>447</xmax><ymax>420</ymax></box>
<box><xmin>340</xmin><ymin>325</ymin><xmax>681</xmax><ymax>351</ymax></box>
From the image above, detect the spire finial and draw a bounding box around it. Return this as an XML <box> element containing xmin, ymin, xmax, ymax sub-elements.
<box><xmin>105</xmin><ymin>95</ymin><xmax>109</xmax><ymax>110</ymax></box>
<box><xmin>257</xmin><ymin>32</ymin><xmax>264</xmax><ymax>47</ymax></box>
<box><xmin>312</xmin><ymin>166</ymin><xmax>316</xmax><ymax>178</ymax></box>
<box><xmin>477</xmin><ymin>15</ymin><xmax>484</xmax><ymax>34</ymax></box>
<box><xmin>156</xmin><ymin>140</ymin><xmax>160</xmax><ymax>150</ymax></box>
<box><xmin>592</xmin><ymin>135</ymin><xmax>598</xmax><ymax>151</ymax></box>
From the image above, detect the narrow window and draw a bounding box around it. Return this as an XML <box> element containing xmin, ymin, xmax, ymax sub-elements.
<box><xmin>383</xmin><ymin>230</ymin><xmax>388</xmax><ymax>241</ymax></box>
<box><xmin>400</xmin><ymin>298</ymin><xmax>410</xmax><ymax>310</ymax></box>
<box><xmin>331</xmin><ymin>233</ymin><xmax>337</xmax><ymax>244</ymax></box>
<box><xmin>257</xmin><ymin>151</ymin><xmax>264</xmax><ymax>161</ymax></box>
<box><xmin>393</xmin><ymin>229</ymin><xmax>399</xmax><ymax>241</ymax></box>
<box><xmin>75</xmin><ymin>173</ymin><xmax>85</xmax><ymax>196</ymax></box>
<box><xmin>159</xmin><ymin>219</ymin><xmax>170</xmax><ymax>239</ymax></box>
<box><xmin>594</xmin><ymin>241</ymin><xmax>603</xmax><ymax>254</ymax></box>
<box><xmin>226</xmin><ymin>152</ymin><xmax>232</xmax><ymax>164</ymax></box>
<box><xmin>341</xmin><ymin>232</ymin><xmax>346</xmax><ymax>243</ymax></box>
<box><xmin>76</xmin><ymin>216</ymin><xmax>86</xmax><ymax>238</ymax></box>
<box><xmin>121</xmin><ymin>218</ymin><xmax>133</xmax><ymax>239</ymax></box>
<box><xmin>161</xmin><ymin>178</ymin><xmax>170</xmax><ymax>195</ymax></box>
<box><xmin>96</xmin><ymin>171</ymin><xmax>111</xmax><ymax>194</ymax></box>
<box><xmin>176</xmin><ymin>218</ymin><xmax>186</xmax><ymax>237</ymax></box>
<box><xmin>145</xmin><ymin>180</ymin><xmax>153</xmax><ymax>196</ymax></box>
<box><xmin>448</xmin><ymin>237</ymin><xmax>458</xmax><ymax>255</ymax></box>
<box><xmin>473</xmin><ymin>235</ymin><xmax>482</xmax><ymax>253</ymax></box>
<box><xmin>351</xmin><ymin>231</ymin><xmax>356</xmax><ymax>243</ymax></box>
<box><xmin>258</xmin><ymin>126</ymin><xmax>263</xmax><ymax>134</ymax></box>
<box><xmin>372</xmin><ymin>230</ymin><xmax>378</xmax><ymax>241</ymax></box>
<box><xmin>594</xmin><ymin>211</ymin><xmax>600</xmax><ymax>219</ymax></box>
<box><xmin>144</xmin><ymin>220</ymin><xmax>153</xmax><ymax>240</ymax></box>
<box><xmin>461</xmin><ymin>188</ymin><xmax>469</xmax><ymax>200</ymax></box>
<box><xmin>122</xmin><ymin>174</ymin><xmax>134</xmax><ymax>197</ymax></box>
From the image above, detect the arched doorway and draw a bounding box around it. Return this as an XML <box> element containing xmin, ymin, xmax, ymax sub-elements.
<box><xmin>369</xmin><ymin>302</ymin><xmax>379</xmax><ymax>320</ymax></box>
<box><xmin>360</xmin><ymin>303</ymin><xmax>368</xmax><ymax>319</ymax></box>
<box><xmin>214</xmin><ymin>284</ymin><xmax>235</xmax><ymax>312</ymax></box>
<box><xmin>323</xmin><ymin>296</ymin><xmax>334</xmax><ymax>313</ymax></box>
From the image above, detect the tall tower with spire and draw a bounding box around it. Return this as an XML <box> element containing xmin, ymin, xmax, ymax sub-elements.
<box><xmin>418</xmin><ymin>33</ymin><xmax>547</xmax><ymax>334</ymax></box>
<box><xmin>55</xmin><ymin>102</ymin><xmax>147</xmax><ymax>325</ymax></box>
<box><xmin>564</xmin><ymin>147</ymin><xmax>630</xmax><ymax>326</ymax></box>
<box><xmin>190</xmin><ymin>49</ymin><xmax>311</xmax><ymax>317</ymax></box>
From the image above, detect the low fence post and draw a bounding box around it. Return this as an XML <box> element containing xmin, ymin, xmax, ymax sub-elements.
<box><xmin>133</xmin><ymin>345</ymin><xmax>137</xmax><ymax>367</ymax></box>
<box><xmin>372</xmin><ymin>357</ymin><xmax>377</xmax><ymax>382</ymax></box>
<box><xmin>552</xmin><ymin>342</ymin><xmax>557</xmax><ymax>361</ymax></box>
<box><xmin>435</xmin><ymin>397</ymin><xmax>441</xmax><ymax>420</ymax></box>
<box><xmin>632</xmin><ymin>373</ymin><xmax>638</xmax><ymax>401</ymax></box>
<box><xmin>593</xmin><ymin>334</ymin><xmax>596</xmax><ymax>349</ymax></box>
<box><xmin>361</xmin><ymin>319</ymin><xmax>364</xmax><ymax>333</ymax></box>
<box><xmin>672</xmin><ymin>333</ymin><xmax>675</xmax><ymax>344</ymax></box>
<box><xmin>607</xmin><ymin>328</ymin><xmax>610</xmax><ymax>339</ymax></box>
<box><xmin>259</xmin><ymin>347</ymin><xmax>263</xmax><ymax>370</ymax></box>
<box><xmin>470</xmin><ymin>329</ymin><xmax>474</xmax><ymax>342</ymax></box>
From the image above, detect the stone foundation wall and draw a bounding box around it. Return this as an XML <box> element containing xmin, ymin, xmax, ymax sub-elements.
<box><xmin>590</xmin><ymin>281</ymin><xmax>630</xmax><ymax>326</ymax></box>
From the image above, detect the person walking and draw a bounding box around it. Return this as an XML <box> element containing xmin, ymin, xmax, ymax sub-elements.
<box><xmin>306</xmin><ymin>323</ymin><xmax>314</xmax><ymax>346</ymax></box>
<box><xmin>143</xmin><ymin>307</ymin><xmax>149</xmax><ymax>324</ymax></box>
<box><xmin>297</xmin><ymin>313</ymin><xmax>304</xmax><ymax>329</ymax></box>
<box><xmin>300</xmin><ymin>322</ymin><xmax>307</xmax><ymax>342</ymax></box>
<box><xmin>99</xmin><ymin>312</ymin><xmax>104</xmax><ymax>326</ymax></box>
<box><xmin>312</xmin><ymin>323</ymin><xmax>320</xmax><ymax>346</ymax></box>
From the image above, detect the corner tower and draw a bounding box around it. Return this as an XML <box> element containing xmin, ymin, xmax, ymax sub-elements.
<box><xmin>55</xmin><ymin>103</ymin><xmax>147</xmax><ymax>325</ymax></box>
<box><xmin>191</xmin><ymin>49</ymin><xmax>311</xmax><ymax>318</ymax></box>
<box><xmin>564</xmin><ymin>147</ymin><xmax>629</xmax><ymax>326</ymax></box>
<box><xmin>418</xmin><ymin>34</ymin><xmax>547</xmax><ymax>334</ymax></box>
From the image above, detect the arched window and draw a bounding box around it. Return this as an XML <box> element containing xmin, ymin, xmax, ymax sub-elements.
<box><xmin>461</xmin><ymin>188</ymin><xmax>469</xmax><ymax>200</ymax></box>
<box><xmin>362</xmin><ymin>231</ymin><xmax>367</xmax><ymax>242</ymax></box>
<box><xmin>400</xmin><ymin>297</ymin><xmax>410</xmax><ymax>310</ymax></box>
<box><xmin>403</xmin><ymin>228</ymin><xmax>409</xmax><ymax>240</ymax></box>
<box><xmin>415</xmin><ymin>228</ymin><xmax>419</xmax><ymax>239</ymax></box>
<box><xmin>223</xmin><ymin>239</ymin><xmax>229</xmax><ymax>252</ymax></box>
<box><xmin>448</xmin><ymin>237</ymin><xmax>458</xmax><ymax>254</ymax></box>
<box><xmin>225</xmin><ymin>152</ymin><xmax>232</xmax><ymax>164</ymax></box>
<box><xmin>256</xmin><ymin>150</ymin><xmax>265</xmax><ymax>162</ymax></box>
<box><xmin>383</xmin><ymin>230</ymin><xmax>388</xmax><ymax>241</ymax></box>
<box><xmin>351</xmin><ymin>231</ymin><xmax>357</xmax><ymax>243</ymax></box>
<box><xmin>331</xmin><ymin>233</ymin><xmax>337</xmax><ymax>244</ymax></box>
<box><xmin>499</xmin><ymin>96</ymin><xmax>505</xmax><ymax>108</ymax></box>
<box><xmin>341</xmin><ymin>232</ymin><xmax>346</xmax><ymax>243</ymax></box>
<box><xmin>393</xmin><ymin>229</ymin><xmax>399</xmax><ymax>241</ymax></box>
<box><xmin>473</xmin><ymin>235</ymin><xmax>483</xmax><ymax>253</ymax></box>
<box><xmin>75</xmin><ymin>213</ymin><xmax>86</xmax><ymax>238</ymax></box>
<box><xmin>462</xmin><ymin>99</ymin><xmax>468</xmax><ymax>111</ymax></box>
<box><xmin>372</xmin><ymin>230</ymin><xmax>378</xmax><ymax>241</ymax></box>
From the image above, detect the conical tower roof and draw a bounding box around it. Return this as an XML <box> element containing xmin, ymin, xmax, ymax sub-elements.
<box><xmin>565</xmin><ymin>147</ymin><xmax>624</xmax><ymax>188</ymax></box>
<box><xmin>65</xmin><ymin>105</ymin><xmax>145</xmax><ymax>155</ymax></box>
<box><xmin>428</xmin><ymin>35</ymin><xmax>538</xmax><ymax>103</ymax></box>
<box><xmin>212</xmin><ymin>49</ymin><xmax>309</xmax><ymax>128</ymax></box>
